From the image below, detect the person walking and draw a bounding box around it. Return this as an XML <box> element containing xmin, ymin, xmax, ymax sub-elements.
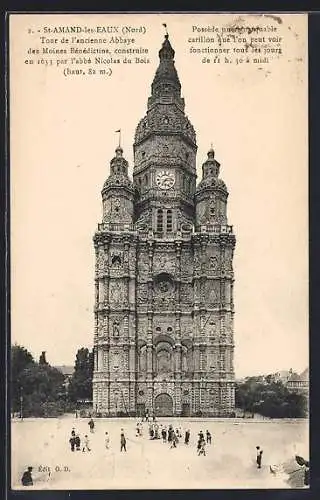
<box><xmin>184</xmin><ymin>429</ymin><xmax>190</xmax><ymax>445</ymax></box>
<box><xmin>206</xmin><ymin>430</ymin><xmax>212</xmax><ymax>444</ymax></box>
<box><xmin>162</xmin><ymin>427</ymin><xmax>167</xmax><ymax>443</ymax></box>
<box><xmin>75</xmin><ymin>434</ymin><xmax>81</xmax><ymax>451</ymax></box>
<box><xmin>256</xmin><ymin>446</ymin><xmax>263</xmax><ymax>469</ymax></box>
<box><xmin>105</xmin><ymin>432</ymin><xmax>110</xmax><ymax>450</ymax></box>
<box><xmin>88</xmin><ymin>418</ymin><xmax>95</xmax><ymax>434</ymax></box>
<box><xmin>170</xmin><ymin>431</ymin><xmax>177</xmax><ymax>448</ymax></box>
<box><xmin>198</xmin><ymin>439</ymin><xmax>206</xmax><ymax>456</ymax></box>
<box><xmin>21</xmin><ymin>466</ymin><xmax>33</xmax><ymax>486</ymax></box>
<box><xmin>120</xmin><ymin>429</ymin><xmax>127</xmax><ymax>452</ymax></box>
<box><xmin>82</xmin><ymin>435</ymin><xmax>91</xmax><ymax>452</ymax></box>
<box><xmin>69</xmin><ymin>433</ymin><xmax>76</xmax><ymax>452</ymax></box>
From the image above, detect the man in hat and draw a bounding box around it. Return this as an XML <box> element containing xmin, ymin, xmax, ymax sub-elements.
<box><xmin>184</xmin><ymin>429</ymin><xmax>190</xmax><ymax>445</ymax></box>
<box><xmin>21</xmin><ymin>466</ymin><xmax>33</xmax><ymax>486</ymax></box>
<box><xmin>120</xmin><ymin>429</ymin><xmax>127</xmax><ymax>452</ymax></box>
<box><xmin>88</xmin><ymin>418</ymin><xmax>95</xmax><ymax>433</ymax></box>
<box><xmin>256</xmin><ymin>446</ymin><xmax>263</xmax><ymax>469</ymax></box>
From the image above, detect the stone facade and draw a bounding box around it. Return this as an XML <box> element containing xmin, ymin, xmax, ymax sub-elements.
<box><xmin>92</xmin><ymin>34</ymin><xmax>236</xmax><ymax>417</ymax></box>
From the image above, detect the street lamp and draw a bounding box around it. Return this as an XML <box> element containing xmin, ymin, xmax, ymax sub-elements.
<box><xmin>20</xmin><ymin>386</ymin><xmax>23</xmax><ymax>420</ymax></box>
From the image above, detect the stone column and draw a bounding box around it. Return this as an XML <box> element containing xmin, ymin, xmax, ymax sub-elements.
<box><xmin>98</xmin><ymin>347</ymin><xmax>103</xmax><ymax>373</ymax></box>
<box><xmin>129</xmin><ymin>345</ymin><xmax>136</xmax><ymax>414</ymax></box>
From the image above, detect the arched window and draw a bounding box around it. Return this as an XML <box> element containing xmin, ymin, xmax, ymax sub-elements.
<box><xmin>157</xmin><ymin>349</ymin><xmax>171</xmax><ymax>374</ymax></box>
<box><xmin>157</xmin><ymin>209</ymin><xmax>163</xmax><ymax>232</ymax></box>
<box><xmin>167</xmin><ymin>209</ymin><xmax>173</xmax><ymax>232</ymax></box>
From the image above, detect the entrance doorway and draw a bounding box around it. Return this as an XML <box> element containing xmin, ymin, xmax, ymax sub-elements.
<box><xmin>181</xmin><ymin>403</ymin><xmax>190</xmax><ymax>416</ymax></box>
<box><xmin>154</xmin><ymin>393</ymin><xmax>173</xmax><ymax>416</ymax></box>
<box><xmin>137</xmin><ymin>403</ymin><xmax>145</xmax><ymax>418</ymax></box>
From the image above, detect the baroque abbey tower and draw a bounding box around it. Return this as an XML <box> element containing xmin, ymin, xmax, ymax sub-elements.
<box><xmin>92</xmin><ymin>33</ymin><xmax>236</xmax><ymax>417</ymax></box>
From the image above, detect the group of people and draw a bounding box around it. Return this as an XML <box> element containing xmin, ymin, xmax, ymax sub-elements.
<box><xmin>20</xmin><ymin>414</ymin><xmax>310</xmax><ymax>488</ymax></box>
<box><xmin>69</xmin><ymin>426</ymin><xmax>92</xmax><ymax>452</ymax></box>
<box><xmin>68</xmin><ymin>418</ymin><xmax>95</xmax><ymax>452</ymax></box>
<box><xmin>197</xmin><ymin>430</ymin><xmax>212</xmax><ymax>456</ymax></box>
<box><xmin>140</xmin><ymin>419</ymin><xmax>212</xmax><ymax>454</ymax></box>
<box><xmin>68</xmin><ymin>421</ymin><xmax>127</xmax><ymax>454</ymax></box>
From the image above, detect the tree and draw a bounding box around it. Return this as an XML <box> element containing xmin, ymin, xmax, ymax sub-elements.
<box><xmin>11</xmin><ymin>344</ymin><xmax>35</xmax><ymax>413</ymax></box>
<box><xmin>11</xmin><ymin>344</ymin><xmax>66</xmax><ymax>417</ymax></box>
<box><xmin>68</xmin><ymin>348</ymin><xmax>93</xmax><ymax>402</ymax></box>
<box><xmin>235</xmin><ymin>376</ymin><xmax>308</xmax><ymax>418</ymax></box>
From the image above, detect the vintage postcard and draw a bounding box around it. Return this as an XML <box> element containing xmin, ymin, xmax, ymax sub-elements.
<box><xmin>9</xmin><ymin>12</ymin><xmax>308</xmax><ymax>490</ymax></box>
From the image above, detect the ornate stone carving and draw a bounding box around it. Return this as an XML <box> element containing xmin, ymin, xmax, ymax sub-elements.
<box><xmin>110</xmin><ymin>251</ymin><xmax>123</xmax><ymax>267</ymax></box>
<box><xmin>93</xmin><ymin>34</ymin><xmax>236</xmax><ymax>417</ymax></box>
<box><xmin>153</xmin><ymin>253</ymin><xmax>175</xmax><ymax>273</ymax></box>
<box><xmin>113</xmin><ymin>320</ymin><xmax>120</xmax><ymax>337</ymax></box>
<box><xmin>137</xmin><ymin>283</ymin><xmax>148</xmax><ymax>304</ymax></box>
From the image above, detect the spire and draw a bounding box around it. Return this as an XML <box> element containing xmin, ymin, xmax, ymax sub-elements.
<box><xmin>102</xmin><ymin>146</ymin><xmax>134</xmax><ymax>195</ymax></box>
<box><xmin>195</xmin><ymin>148</ymin><xmax>227</xmax><ymax>194</ymax></box>
<box><xmin>151</xmin><ymin>29</ymin><xmax>181</xmax><ymax>96</ymax></box>
<box><xmin>208</xmin><ymin>146</ymin><xmax>215</xmax><ymax>160</ymax></box>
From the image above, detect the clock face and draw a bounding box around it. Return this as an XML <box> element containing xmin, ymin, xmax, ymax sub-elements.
<box><xmin>156</xmin><ymin>170</ymin><xmax>175</xmax><ymax>190</ymax></box>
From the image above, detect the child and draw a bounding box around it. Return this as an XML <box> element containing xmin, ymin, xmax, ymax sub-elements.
<box><xmin>198</xmin><ymin>440</ymin><xmax>206</xmax><ymax>456</ymax></box>
<box><xmin>82</xmin><ymin>435</ymin><xmax>91</xmax><ymax>452</ymax></box>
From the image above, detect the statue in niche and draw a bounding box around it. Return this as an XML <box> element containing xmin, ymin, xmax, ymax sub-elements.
<box><xmin>200</xmin><ymin>315</ymin><xmax>206</xmax><ymax>330</ymax></box>
<box><xmin>210</xmin><ymin>256</ymin><xmax>218</xmax><ymax>269</ymax></box>
<box><xmin>182</xmin><ymin>349</ymin><xmax>188</xmax><ymax>372</ymax></box>
<box><xmin>139</xmin><ymin>347</ymin><xmax>147</xmax><ymax>372</ymax></box>
<box><xmin>111</xmin><ymin>253</ymin><xmax>122</xmax><ymax>267</ymax></box>
<box><xmin>113</xmin><ymin>321</ymin><xmax>120</xmax><ymax>337</ymax></box>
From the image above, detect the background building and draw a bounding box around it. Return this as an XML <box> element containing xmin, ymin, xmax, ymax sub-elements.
<box><xmin>92</xmin><ymin>34</ymin><xmax>236</xmax><ymax>417</ymax></box>
<box><xmin>286</xmin><ymin>368</ymin><xmax>309</xmax><ymax>395</ymax></box>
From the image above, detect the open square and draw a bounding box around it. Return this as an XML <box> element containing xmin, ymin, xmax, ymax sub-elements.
<box><xmin>11</xmin><ymin>417</ymin><xmax>308</xmax><ymax>489</ymax></box>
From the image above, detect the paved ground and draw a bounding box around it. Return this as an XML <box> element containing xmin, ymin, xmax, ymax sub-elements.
<box><xmin>11</xmin><ymin>417</ymin><xmax>309</xmax><ymax>490</ymax></box>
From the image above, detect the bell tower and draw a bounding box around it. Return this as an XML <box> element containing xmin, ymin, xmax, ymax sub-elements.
<box><xmin>92</xmin><ymin>29</ymin><xmax>236</xmax><ymax>418</ymax></box>
<box><xmin>133</xmin><ymin>33</ymin><xmax>197</xmax><ymax>235</ymax></box>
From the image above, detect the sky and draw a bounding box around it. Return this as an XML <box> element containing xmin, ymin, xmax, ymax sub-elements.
<box><xmin>10</xmin><ymin>13</ymin><xmax>308</xmax><ymax>377</ymax></box>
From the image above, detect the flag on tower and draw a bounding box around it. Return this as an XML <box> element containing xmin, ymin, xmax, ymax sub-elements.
<box><xmin>115</xmin><ymin>129</ymin><xmax>121</xmax><ymax>147</ymax></box>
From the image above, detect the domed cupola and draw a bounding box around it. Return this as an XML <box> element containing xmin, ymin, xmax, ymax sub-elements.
<box><xmin>195</xmin><ymin>148</ymin><xmax>229</xmax><ymax>228</ymax></box>
<box><xmin>101</xmin><ymin>146</ymin><xmax>135</xmax><ymax>226</ymax></box>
